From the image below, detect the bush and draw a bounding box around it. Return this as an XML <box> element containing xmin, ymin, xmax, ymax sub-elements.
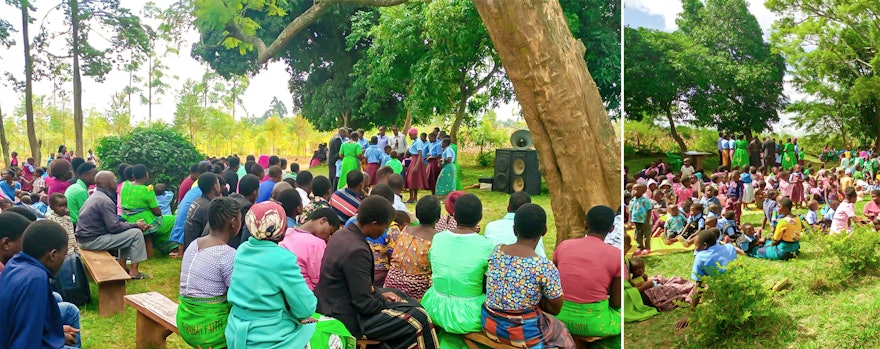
<box><xmin>822</xmin><ymin>228</ymin><xmax>880</xmax><ymax>276</ymax></box>
<box><xmin>688</xmin><ymin>260</ymin><xmax>780</xmax><ymax>346</ymax></box>
<box><xmin>96</xmin><ymin>124</ymin><xmax>204</xmax><ymax>193</ymax></box>
<box><xmin>477</xmin><ymin>150</ymin><xmax>495</xmax><ymax>167</ymax></box>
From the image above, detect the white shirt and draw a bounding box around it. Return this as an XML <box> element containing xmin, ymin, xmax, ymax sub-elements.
<box><xmin>296</xmin><ymin>188</ymin><xmax>310</xmax><ymax>207</ymax></box>
<box><xmin>389</xmin><ymin>133</ymin><xmax>408</xmax><ymax>155</ymax></box>
<box><xmin>681</xmin><ymin>165</ymin><xmax>695</xmax><ymax>178</ymax></box>
<box><xmin>393</xmin><ymin>194</ymin><xmax>409</xmax><ymax>213</ymax></box>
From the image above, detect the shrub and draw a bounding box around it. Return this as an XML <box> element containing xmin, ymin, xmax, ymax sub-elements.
<box><xmin>688</xmin><ymin>260</ymin><xmax>780</xmax><ymax>346</ymax></box>
<box><xmin>822</xmin><ymin>228</ymin><xmax>880</xmax><ymax>276</ymax></box>
<box><xmin>477</xmin><ymin>150</ymin><xmax>495</xmax><ymax>167</ymax></box>
<box><xmin>96</xmin><ymin>124</ymin><xmax>204</xmax><ymax>193</ymax></box>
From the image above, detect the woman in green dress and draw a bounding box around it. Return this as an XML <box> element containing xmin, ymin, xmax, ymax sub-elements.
<box><xmin>421</xmin><ymin>194</ymin><xmax>496</xmax><ymax>349</ymax></box>
<box><xmin>435</xmin><ymin>138</ymin><xmax>457</xmax><ymax>197</ymax></box>
<box><xmin>120</xmin><ymin>164</ymin><xmax>178</xmax><ymax>255</ymax></box>
<box><xmin>781</xmin><ymin>138</ymin><xmax>797</xmax><ymax>170</ymax></box>
<box><xmin>338</xmin><ymin>133</ymin><xmax>364</xmax><ymax>190</ymax></box>
<box><xmin>732</xmin><ymin>135</ymin><xmax>750</xmax><ymax>169</ymax></box>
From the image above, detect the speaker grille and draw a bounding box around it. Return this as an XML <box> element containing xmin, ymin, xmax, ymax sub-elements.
<box><xmin>513</xmin><ymin>159</ymin><xmax>526</xmax><ymax>175</ymax></box>
<box><xmin>494</xmin><ymin>173</ymin><xmax>508</xmax><ymax>191</ymax></box>
<box><xmin>512</xmin><ymin>176</ymin><xmax>525</xmax><ymax>192</ymax></box>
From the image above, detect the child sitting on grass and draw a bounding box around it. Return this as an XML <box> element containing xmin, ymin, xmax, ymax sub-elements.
<box><xmin>30</xmin><ymin>194</ymin><xmax>47</xmax><ymax>214</ymax></box>
<box><xmin>718</xmin><ymin>211</ymin><xmax>739</xmax><ymax>243</ymax></box>
<box><xmin>756</xmin><ymin>197</ymin><xmax>802</xmax><ymax>260</ymax></box>
<box><xmin>676</xmin><ymin>203</ymin><xmax>705</xmax><ymax>248</ymax></box>
<box><xmin>830</xmin><ymin>187</ymin><xmax>867</xmax><ymax>235</ymax></box>
<box><xmin>735</xmin><ymin>223</ymin><xmax>762</xmax><ymax>256</ymax></box>
<box><xmin>762</xmin><ymin>189</ymin><xmax>779</xmax><ymax>230</ymax></box>
<box><xmin>629</xmin><ymin>257</ymin><xmax>653</xmax><ymax>291</ymax></box>
<box><xmin>804</xmin><ymin>200</ymin><xmax>821</xmax><ymax>229</ymax></box>
<box><xmin>691</xmin><ymin>228</ymin><xmax>737</xmax><ymax>282</ymax></box>
<box><xmin>659</xmin><ymin>205</ymin><xmax>686</xmax><ymax>243</ymax></box>
<box><xmin>153</xmin><ymin>184</ymin><xmax>174</xmax><ymax>216</ymax></box>
<box><xmin>699</xmin><ymin>187</ymin><xmax>720</xmax><ymax>215</ymax></box>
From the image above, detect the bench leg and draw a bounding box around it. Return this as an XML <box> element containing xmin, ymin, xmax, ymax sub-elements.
<box><xmin>98</xmin><ymin>280</ymin><xmax>126</xmax><ymax>317</ymax></box>
<box><xmin>144</xmin><ymin>238</ymin><xmax>154</xmax><ymax>259</ymax></box>
<box><xmin>135</xmin><ymin>310</ymin><xmax>173</xmax><ymax>349</ymax></box>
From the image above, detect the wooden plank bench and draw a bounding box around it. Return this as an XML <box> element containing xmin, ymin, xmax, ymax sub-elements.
<box><xmin>125</xmin><ymin>292</ymin><xmax>179</xmax><ymax>349</ymax></box>
<box><xmin>79</xmin><ymin>249</ymin><xmax>130</xmax><ymax>316</ymax></box>
<box><xmin>124</xmin><ymin>292</ymin><xmax>382</xmax><ymax>349</ymax></box>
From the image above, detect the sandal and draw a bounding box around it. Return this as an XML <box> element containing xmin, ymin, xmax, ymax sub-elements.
<box><xmin>129</xmin><ymin>272</ymin><xmax>148</xmax><ymax>280</ymax></box>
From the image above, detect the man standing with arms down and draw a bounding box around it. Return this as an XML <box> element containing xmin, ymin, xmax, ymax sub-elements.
<box><xmin>388</xmin><ymin>125</ymin><xmax>408</xmax><ymax>158</ymax></box>
<box><xmin>376</xmin><ymin>126</ymin><xmax>389</xmax><ymax>151</ymax></box>
<box><xmin>762</xmin><ymin>137</ymin><xmax>776</xmax><ymax>168</ymax></box>
<box><xmin>329</xmin><ymin>128</ymin><xmax>347</xmax><ymax>190</ymax></box>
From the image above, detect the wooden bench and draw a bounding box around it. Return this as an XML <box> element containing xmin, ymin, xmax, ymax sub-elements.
<box><xmin>125</xmin><ymin>292</ymin><xmax>179</xmax><ymax>349</ymax></box>
<box><xmin>79</xmin><ymin>249</ymin><xmax>131</xmax><ymax>316</ymax></box>
<box><xmin>124</xmin><ymin>292</ymin><xmax>382</xmax><ymax>349</ymax></box>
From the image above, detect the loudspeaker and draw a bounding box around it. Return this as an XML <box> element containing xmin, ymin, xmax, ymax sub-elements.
<box><xmin>493</xmin><ymin>149</ymin><xmax>541</xmax><ymax>195</ymax></box>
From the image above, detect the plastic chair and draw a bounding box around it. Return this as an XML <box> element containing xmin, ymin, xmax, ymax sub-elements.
<box><xmin>666</xmin><ymin>152</ymin><xmax>683</xmax><ymax>172</ymax></box>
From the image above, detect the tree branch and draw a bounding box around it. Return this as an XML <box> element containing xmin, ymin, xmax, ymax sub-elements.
<box><xmin>464</xmin><ymin>62</ymin><xmax>501</xmax><ymax>96</ymax></box>
<box><xmin>225</xmin><ymin>0</ymin><xmax>407</xmax><ymax>65</ymax></box>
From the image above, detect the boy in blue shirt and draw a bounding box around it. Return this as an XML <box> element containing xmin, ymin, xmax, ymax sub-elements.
<box><xmin>691</xmin><ymin>229</ymin><xmax>737</xmax><ymax>282</ymax></box>
<box><xmin>0</xmin><ymin>220</ymin><xmax>81</xmax><ymax>348</ymax></box>
<box><xmin>154</xmin><ymin>184</ymin><xmax>174</xmax><ymax>216</ymax></box>
<box><xmin>629</xmin><ymin>183</ymin><xmax>653</xmax><ymax>255</ymax></box>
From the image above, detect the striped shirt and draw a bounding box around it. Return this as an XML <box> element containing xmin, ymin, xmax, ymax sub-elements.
<box><xmin>330</xmin><ymin>188</ymin><xmax>364</xmax><ymax>223</ymax></box>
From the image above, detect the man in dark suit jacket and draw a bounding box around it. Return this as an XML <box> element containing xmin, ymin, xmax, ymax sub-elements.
<box><xmin>762</xmin><ymin>137</ymin><xmax>776</xmax><ymax>168</ymax></box>
<box><xmin>328</xmin><ymin>128</ymin><xmax>348</xmax><ymax>190</ymax></box>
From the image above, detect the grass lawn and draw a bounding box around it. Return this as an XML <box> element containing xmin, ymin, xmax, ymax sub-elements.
<box><xmin>80</xmin><ymin>163</ymin><xmax>558</xmax><ymax>348</ymax></box>
<box><xmin>623</xmin><ymin>188</ymin><xmax>880</xmax><ymax>348</ymax></box>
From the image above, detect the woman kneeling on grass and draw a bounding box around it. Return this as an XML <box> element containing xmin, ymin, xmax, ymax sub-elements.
<box><xmin>756</xmin><ymin>197</ymin><xmax>801</xmax><ymax>260</ymax></box>
<box><xmin>177</xmin><ymin>197</ymin><xmax>241</xmax><ymax>349</ymax></box>
<box><xmin>482</xmin><ymin>203</ymin><xmax>574</xmax><ymax>349</ymax></box>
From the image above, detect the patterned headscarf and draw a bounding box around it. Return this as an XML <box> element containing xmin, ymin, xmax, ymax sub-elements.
<box><xmin>444</xmin><ymin>191</ymin><xmax>466</xmax><ymax>216</ymax></box>
<box><xmin>408</xmin><ymin>128</ymin><xmax>418</xmax><ymax>136</ymax></box>
<box><xmin>245</xmin><ymin>201</ymin><xmax>287</xmax><ymax>242</ymax></box>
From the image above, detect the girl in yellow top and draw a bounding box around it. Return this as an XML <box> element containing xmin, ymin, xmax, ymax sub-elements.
<box><xmin>756</xmin><ymin>197</ymin><xmax>801</xmax><ymax>260</ymax></box>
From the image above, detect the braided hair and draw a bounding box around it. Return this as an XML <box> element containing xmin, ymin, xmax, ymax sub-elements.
<box><xmin>208</xmin><ymin>197</ymin><xmax>241</xmax><ymax>232</ymax></box>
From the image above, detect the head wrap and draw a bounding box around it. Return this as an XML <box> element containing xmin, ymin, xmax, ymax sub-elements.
<box><xmin>444</xmin><ymin>191</ymin><xmax>466</xmax><ymax>216</ymax></box>
<box><xmin>258</xmin><ymin>155</ymin><xmax>270</xmax><ymax>169</ymax></box>
<box><xmin>408</xmin><ymin>128</ymin><xmax>418</xmax><ymax>136</ymax></box>
<box><xmin>245</xmin><ymin>201</ymin><xmax>287</xmax><ymax>242</ymax></box>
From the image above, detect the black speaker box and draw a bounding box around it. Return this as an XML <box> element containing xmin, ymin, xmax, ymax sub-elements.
<box><xmin>492</xmin><ymin>149</ymin><xmax>541</xmax><ymax>195</ymax></box>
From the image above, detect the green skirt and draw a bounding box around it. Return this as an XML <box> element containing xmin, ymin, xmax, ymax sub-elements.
<box><xmin>557</xmin><ymin>299</ymin><xmax>621</xmax><ymax>337</ymax></box>
<box><xmin>757</xmin><ymin>240</ymin><xmax>800</xmax><ymax>260</ymax></box>
<box><xmin>623</xmin><ymin>282</ymin><xmax>658</xmax><ymax>323</ymax></box>
<box><xmin>308</xmin><ymin>313</ymin><xmax>357</xmax><ymax>349</ymax></box>
<box><xmin>178</xmin><ymin>295</ymin><xmax>232</xmax><ymax>349</ymax></box>
<box><xmin>435</xmin><ymin>163</ymin><xmax>458</xmax><ymax>197</ymax></box>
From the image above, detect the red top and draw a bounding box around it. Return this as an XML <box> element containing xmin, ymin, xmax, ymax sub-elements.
<box><xmin>553</xmin><ymin>235</ymin><xmax>621</xmax><ymax>304</ymax></box>
<box><xmin>178</xmin><ymin>176</ymin><xmax>195</xmax><ymax>202</ymax></box>
<box><xmin>45</xmin><ymin>177</ymin><xmax>73</xmax><ymax>196</ymax></box>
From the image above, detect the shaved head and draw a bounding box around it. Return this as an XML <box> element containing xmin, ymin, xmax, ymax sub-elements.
<box><xmin>271</xmin><ymin>181</ymin><xmax>293</xmax><ymax>200</ymax></box>
<box><xmin>95</xmin><ymin>170</ymin><xmax>117</xmax><ymax>190</ymax></box>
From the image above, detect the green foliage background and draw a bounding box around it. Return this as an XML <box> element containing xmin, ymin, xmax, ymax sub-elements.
<box><xmin>95</xmin><ymin>124</ymin><xmax>204</xmax><ymax>191</ymax></box>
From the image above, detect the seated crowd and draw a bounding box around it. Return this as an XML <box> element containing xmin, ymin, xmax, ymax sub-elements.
<box><xmin>0</xmin><ymin>152</ymin><xmax>620</xmax><ymax>349</ymax></box>
<box><xmin>624</xmin><ymin>145</ymin><xmax>880</xmax><ymax>322</ymax></box>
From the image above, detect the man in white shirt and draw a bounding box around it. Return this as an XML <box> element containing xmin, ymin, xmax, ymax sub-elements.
<box><xmin>295</xmin><ymin>171</ymin><xmax>313</xmax><ymax>206</ymax></box>
<box><xmin>387</xmin><ymin>174</ymin><xmax>410</xmax><ymax>213</ymax></box>
<box><xmin>484</xmin><ymin>191</ymin><xmax>546</xmax><ymax>257</ymax></box>
<box><xmin>388</xmin><ymin>125</ymin><xmax>408</xmax><ymax>156</ymax></box>
<box><xmin>376</xmin><ymin>126</ymin><xmax>389</xmax><ymax>150</ymax></box>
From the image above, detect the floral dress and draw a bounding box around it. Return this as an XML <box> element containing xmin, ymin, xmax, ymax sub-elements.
<box><xmin>382</xmin><ymin>232</ymin><xmax>433</xmax><ymax>300</ymax></box>
<box><xmin>482</xmin><ymin>246</ymin><xmax>573</xmax><ymax>349</ymax></box>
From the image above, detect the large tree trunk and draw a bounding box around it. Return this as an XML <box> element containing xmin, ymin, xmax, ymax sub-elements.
<box><xmin>449</xmin><ymin>95</ymin><xmax>467</xmax><ymax>145</ymax></box>
<box><xmin>22</xmin><ymin>1</ymin><xmax>41</xmax><ymax>164</ymax></box>
<box><xmin>71</xmin><ymin>0</ymin><xmax>83</xmax><ymax>161</ymax></box>
<box><xmin>0</xmin><ymin>103</ymin><xmax>9</xmax><ymax>167</ymax></box>
<box><xmin>403</xmin><ymin>108</ymin><xmax>412</xmax><ymax>132</ymax></box>
<box><xmin>474</xmin><ymin>0</ymin><xmax>621</xmax><ymax>243</ymax></box>
<box><xmin>665</xmin><ymin>107</ymin><xmax>687</xmax><ymax>153</ymax></box>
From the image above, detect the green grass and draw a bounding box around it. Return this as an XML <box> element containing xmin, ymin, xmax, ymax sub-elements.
<box><xmin>82</xmin><ymin>163</ymin><xmax>557</xmax><ymax>348</ymax></box>
<box><xmin>623</xmin><ymin>196</ymin><xmax>880</xmax><ymax>348</ymax></box>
